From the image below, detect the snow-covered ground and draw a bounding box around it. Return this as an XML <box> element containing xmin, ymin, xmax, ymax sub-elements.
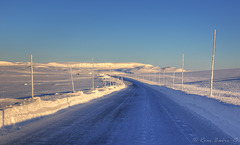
<box><xmin>1</xmin><ymin>61</ymin><xmax>240</xmax><ymax>144</ymax></box>
<box><xmin>0</xmin><ymin>78</ymin><xmax>238</xmax><ymax>145</ymax></box>
<box><xmin>0</xmin><ymin>61</ymin><xmax>174</xmax><ymax>129</ymax></box>
<box><xmin>0</xmin><ymin>61</ymin><xmax>128</xmax><ymax>128</ymax></box>
<box><xmin>125</xmin><ymin>68</ymin><xmax>240</xmax><ymax>106</ymax></box>
<box><xmin>0</xmin><ymin>62</ymin><xmax>107</xmax><ymax>100</ymax></box>
<box><xmin>0</xmin><ymin>61</ymin><xmax>178</xmax><ymax>101</ymax></box>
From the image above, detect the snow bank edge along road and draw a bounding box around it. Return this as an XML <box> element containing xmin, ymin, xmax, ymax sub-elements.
<box><xmin>0</xmin><ymin>84</ymin><xmax>126</xmax><ymax>128</ymax></box>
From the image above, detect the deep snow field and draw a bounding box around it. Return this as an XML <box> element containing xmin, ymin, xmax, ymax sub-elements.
<box><xmin>0</xmin><ymin>63</ymin><xmax>104</xmax><ymax>100</ymax></box>
<box><xmin>0</xmin><ymin>61</ymin><xmax>173</xmax><ymax>101</ymax></box>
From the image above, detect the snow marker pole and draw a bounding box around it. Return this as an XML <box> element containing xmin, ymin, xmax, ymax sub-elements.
<box><xmin>109</xmin><ymin>66</ymin><xmax>111</xmax><ymax>87</ymax></box>
<box><xmin>182</xmin><ymin>53</ymin><xmax>184</xmax><ymax>91</ymax></box>
<box><xmin>69</xmin><ymin>66</ymin><xmax>75</xmax><ymax>93</ymax></box>
<box><xmin>92</xmin><ymin>58</ymin><xmax>94</xmax><ymax>90</ymax></box>
<box><xmin>31</xmin><ymin>54</ymin><xmax>34</xmax><ymax>98</ymax></box>
<box><xmin>210</xmin><ymin>30</ymin><xmax>216</xmax><ymax>97</ymax></box>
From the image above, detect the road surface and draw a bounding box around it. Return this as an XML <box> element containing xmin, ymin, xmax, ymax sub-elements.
<box><xmin>0</xmin><ymin>79</ymin><xmax>238</xmax><ymax>145</ymax></box>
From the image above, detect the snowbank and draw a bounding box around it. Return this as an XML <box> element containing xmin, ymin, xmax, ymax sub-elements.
<box><xmin>0</xmin><ymin>85</ymin><xmax>126</xmax><ymax>128</ymax></box>
<box><xmin>173</xmin><ymin>84</ymin><xmax>240</xmax><ymax>105</ymax></box>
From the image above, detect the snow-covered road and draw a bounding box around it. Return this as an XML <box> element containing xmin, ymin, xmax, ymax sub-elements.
<box><xmin>0</xmin><ymin>79</ymin><xmax>238</xmax><ymax>145</ymax></box>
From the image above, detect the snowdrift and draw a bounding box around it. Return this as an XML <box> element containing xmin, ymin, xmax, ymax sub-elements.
<box><xmin>0</xmin><ymin>85</ymin><xmax>126</xmax><ymax>128</ymax></box>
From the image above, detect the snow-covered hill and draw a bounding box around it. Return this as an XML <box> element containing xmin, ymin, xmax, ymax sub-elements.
<box><xmin>0</xmin><ymin>61</ymin><xmax>185</xmax><ymax>73</ymax></box>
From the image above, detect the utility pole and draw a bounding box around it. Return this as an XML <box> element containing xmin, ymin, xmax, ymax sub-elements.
<box><xmin>31</xmin><ymin>54</ymin><xmax>34</xmax><ymax>98</ymax></box>
<box><xmin>92</xmin><ymin>58</ymin><xmax>94</xmax><ymax>90</ymax></box>
<box><xmin>210</xmin><ymin>29</ymin><xmax>217</xmax><ymax>97</ymax></box>
<box><xmin>182</xmin><ymin>53</ymin><xmax>184</xmax><ymax>91</ymax></box>
<box><xmin>69</xmin><ymin>66</ymin><xmax>75</xmax><ymax>93</ymax></box>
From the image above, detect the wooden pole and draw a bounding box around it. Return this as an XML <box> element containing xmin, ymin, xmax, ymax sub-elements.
<box><xmin>31</xmin><ymin>54</ymin><xmax>34</xmax><ymax>98</ymax></box>
<box><xmin>210</xmin><ymin>30</ymin><xmax>217</xmax><ymax>97</ymax></box>
<box><xmin>182</xmin><ymin>53</ymin><xmax>184</xmax><ymax>91</ymax></box>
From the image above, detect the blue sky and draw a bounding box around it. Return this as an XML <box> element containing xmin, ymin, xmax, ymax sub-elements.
<box><xmin>0</xmin><ymin>0</ymin><xmax>240</xmax><ymax>70</ymax></box>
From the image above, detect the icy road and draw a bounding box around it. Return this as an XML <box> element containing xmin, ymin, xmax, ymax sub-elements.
<box><xmin>0</xmin><ymin>79</ymin><xmax>238</xmax><ymax>145</ymax></box>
